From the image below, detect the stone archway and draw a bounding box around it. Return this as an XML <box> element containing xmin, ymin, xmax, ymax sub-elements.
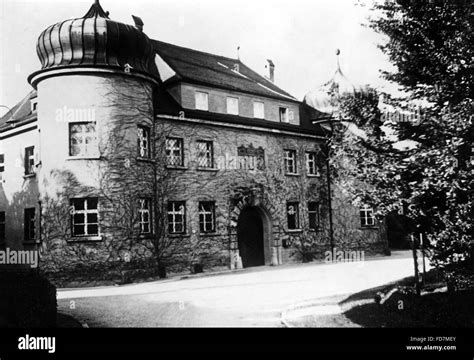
<box><xmin>229</xmin><ymin>191</ymin><xmax>281</xmax><ymax>267</ymax></box>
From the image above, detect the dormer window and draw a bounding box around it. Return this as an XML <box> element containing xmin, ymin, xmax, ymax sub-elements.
<box><xmin>279</xmin><ymin>107</ymin><xmax>289</xmax><ymax>123</ymax></box>
<box><xmin>31</xmin><ymin>98</ymin><xmax>38</xmax><ymax>113</ymax></box>
<box><xmin>195</xmin><ymin>91</ymin><xmax>209</xmax><ymax>111</ymax></box>
<box><xmin>226</xmin><ymin>97</ymin><xmax>239</xmax><ymax>115</ymax></box>
<box><xmin>253</xmin><ymin>101</ymin><xmax>264</xmax><ymax>119</ymax></box>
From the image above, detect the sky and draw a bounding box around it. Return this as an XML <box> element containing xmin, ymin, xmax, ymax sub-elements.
<box><xmin>0</xmin><ymin>0</ymin><xmax>396</xmax><ymax>116</ymax></box>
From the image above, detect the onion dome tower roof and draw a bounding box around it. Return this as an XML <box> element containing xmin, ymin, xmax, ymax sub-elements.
<box><xmin>304</xmin><ymin>49</ymin><xmax>362</xmax><ymax>114</ymax></box>
<box><xmin>29</xmin><ymin>0</ymin><xmax>159</xmax><ymax>86</ymax></box>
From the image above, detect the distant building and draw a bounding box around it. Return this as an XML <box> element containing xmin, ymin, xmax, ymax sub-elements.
<box><xmin>0</xmin><ymin>1</ymin><xmax>388</xmax><ymax>276</ymax></box>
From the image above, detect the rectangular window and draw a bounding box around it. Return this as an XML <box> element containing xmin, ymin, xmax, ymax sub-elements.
<box><xmin>306</xmin><ymin>152</ymin><xmax>319</xmax><ymax>176</ymax></box>
<box><xmin>138</xmin><ymin>198</ymin><xmax>152</xmax><ymax>234</ymax></box>
<box><xmin>253</xmin><ymin>101</ymin><xmax>265</xmax><ymax>119</ymax></box>
<box><xmin>166</xmin><ymin>137</ymin><xmax>184</xmax><ymax>167</ymax></box>
<box><xmin>31</xmin><ymin>99</ymin><xmax>38</xmax><ymax>113</ymax></box>
<box><xmin>137</xmin><ymin>125</ymin><xmax>151</xmax><ymax>158</ymax></box>
<box><xmin>308</xmin><ymin>202</ymin><xmax>320</xmax><ymax>230</ymax></box>
<box><xmin>0</xmin><ymin>154</ymin><xmax>4</xmax><ymax>173</ymax></box>
<box><xmin>24</xmin><ymin>208</ymin><xmax>36</xmax><ymax>242</ymax></box>
<box><xmin>168</xmin><ymin>201</ymin><xmax>186</xmax><ymax>234</ymax></box>
<box><xmin>196</xmin><ymin>140</ymin><xmax>214</xmax><ymax>168</ymax></box>
<box><xmin>360</xmin><ymin>206</ymin><xmax>375</xmax><ymax>227</ymax></box>
<box><xmin>69</xmin><ymin>122</ymin><xmax>97</xmax><ymax>157</ymax></box>
<box><xmin>71</xmin><ymin>198</ymin><xmax>99</xmax><ymax>237</ymax></box>
<box><xmin>279</xmin><ymin>107</ymin><xmax>289</xmax><ymax>123</ymax></box>
<box><xmin>195</xmin><ymin>91</ymin><xmax>209</xmax><ymax>111</ymax></box>
<box><xmin>24</xmin><ymin>146</ymin><xmax>35</xmax><ymax>175</ymax></box>
<box><xmin>284</xmin><ymin>149</ymin><xmax>297</xmax><ymax>174</ymax></box>
<box><xmin>226</xmin><ymin>97</ymin><xmax>239</xmax><ymax>115</ymax></box>
<box><xmin>0</xmin><ymin>211</ymin><xmax>5</xmax><ymax>242</ymax></box>
<box><xmin>199</xmin><ymin>201</ymin><xmax>216</xmax><ymax>233</ymax></box>
<box><xmin>287</xmin><ymin>202</ymin><xmax>300</xmax><ymax>230</ymax></box>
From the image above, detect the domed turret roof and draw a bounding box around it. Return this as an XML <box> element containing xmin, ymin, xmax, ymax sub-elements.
<box><xmin>304</xmin><ymin>49</ymin><xmax>362</xmax><ymax>114</ymax></box>
<box><xmin>29</xmin><ymin>0</ymin><xmax>158</xmax><ymax>85</ymax></box>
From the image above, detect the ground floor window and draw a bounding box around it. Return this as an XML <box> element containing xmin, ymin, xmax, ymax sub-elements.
<box><xmin>360</xmin><ymin>206</ymin><xmax>375</xmax><ymax>227</ymax></box>
<box><xmin>70</xmin><ymin>198</ymin><xmax>99</xmax><ymax>237</ymax></box>
<box><xmin>168</xmin><ymin>201</ymin><xmax>186</xmax><ymax>234</ymax></box>
<box><xmin>199</xmin><ymin>201</ymin><xmax>216</xmax><ymax>233</ymax></box>
<box><xmin>308</xmin><ymin>202</ymin><xmax>320</xmax><ymax>230</ymax></box>
<box><xmin>24</xmin><ymin>208</ymin><xmax>36</xmax><ymax>242</ymax></box>
<box><xmin>287</xmin><ymin>202</ymin><xmax>300</xmax><ymax>230</ymax></box>
<box><xmin>0</xmin><ymin>211</ymin><xmax>5</xmax><ymax>242</ymax></box>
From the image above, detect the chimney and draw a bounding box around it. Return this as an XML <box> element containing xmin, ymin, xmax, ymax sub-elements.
<box><xmin>266</xmin><ymin>59</ymin><xmax>275</xmax><ymax>82</ymax></box>
<box><xmin>132</xmin><ymin>15</ymin><xmax>144</xmax><ymax>32</ymax></box>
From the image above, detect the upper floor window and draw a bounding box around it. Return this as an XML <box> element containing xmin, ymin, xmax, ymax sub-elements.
<box><xmin>305</xmin><ymin>152</ymin><xmax>319</xmax><ymax>176</ymax></box>
<box><xmin>226</xmin><ymin>97</ymin><xmax>239</xmax><ymax>115</ymax></box>
<box><xmin>138</xmin><ymin>198</ymin><xmax>152</xmax><ymax>234</ymax></box>
<box><xmin>24</xmin><ymin>208</ymin><xmax>36</xmax><ymax>242</ymax></box>
<box><xmin>287</xmin><ymin>202</ymin><xmax>300</xmax><ymax>230</ymax></box>
<box><xmin>168</xmin><ymin>201</ymin><xmax>186</xmax><ymax>234</ymax></box>
<box><xmin>138</xmin><ymin>125</ymin><xmax>151</xmax><ymax>158</ymax></box>
<box><xmin>0</xmin><ymin>154</ymin><xmax>4</xmax><ymax>173</ymax></box>
<box><xmin>360</xmin><ymin>206</ymin><xmax>375</xmax><ymax>227</ymax></box>
<box><xmin>31</xmin><ymin>98</ymin><xmax>38</xmax><ymax>113</ymax></box>
<box><xmin>70</xmin><ymin>198</ymin><xmax>99</xmax><ymax>237</ymax></box>
<box><xmin>166</xmin><ymin>137</ymin><xmax>184</xmax><ymax>167</ymax></box>
<box><xmin>0</xmin><ymin>211</ymin><xmax>5</xmax><ymax>243</ymax></box>
<box><xmin>199</xmin><ymin>201</ymin><xmax>216</xmax><ymax>233</ymax></box>
<box><xmin>196</xmin><ymin>140</ymin><xmax>214</xmax><ymax>168</ymax></box>
<box><xmin>69</xmin><ymin>122</ymin><xmax>97</xmax><ymax>157</ymax></box>
<box><xmin>253</xmin><ymin>101</ymin><xmax>265</xmax><ymax>119</ymax></box>
<box><xmin>284</xmin><ymin>149</ymin><xmax>297</xmax><ymax>174</ymax></box>
<box><xmin>279</xmin><ymin>107</ymin><xmax>289</xmax><ymax>123</ymax></box>
<box><xmin>308</xmin><ymin>202</ymin><xmax>320</xmax><ymax>230</ymax></box>
<box><xmin>24</xmin><ymin>146</ymin><xmax>35</xmax><ymax>176</ymax></box>
<box><xmin>195</xmin><ymin>91</ymin><xmax>209</xmax><ymax>111</ymax></box>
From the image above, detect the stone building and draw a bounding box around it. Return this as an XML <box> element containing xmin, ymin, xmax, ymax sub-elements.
<box><xmin>0</xmin><ymin>1</ymin><xmax>387</xmax><ymax>277</ymax></box>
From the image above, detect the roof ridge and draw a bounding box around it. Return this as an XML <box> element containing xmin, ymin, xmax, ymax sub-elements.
<box><xmin>152</xmin><ymin>39</ymin><xmax>239</xmax><ymax>63</ymax></box>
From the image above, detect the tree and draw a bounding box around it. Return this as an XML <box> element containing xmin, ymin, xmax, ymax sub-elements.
<box><xmin>332</xmin><ymin>0</ymin><xmax>472</xmax><ymax>278</ymax></box>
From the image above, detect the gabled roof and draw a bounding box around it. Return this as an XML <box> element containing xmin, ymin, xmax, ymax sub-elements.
<box><xmin>0</xmin><ymin>90</ymin><xmax>37</xmax><ymax>132</ymax></box>
<box><xmin>152</xmin><ymin>40</ymin><xmax>298</xmax><ymax>103</ymax></box>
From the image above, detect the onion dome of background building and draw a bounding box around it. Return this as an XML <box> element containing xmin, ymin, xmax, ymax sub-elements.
<box><xmin>29</xmin><ymin>0</ymin><xmax>159</xmax><ymax>85</ymax></box>
<box><xmin>304</xmin><ymin>49</ymin><xmax>364</xmax><ymax>114</ymax></box>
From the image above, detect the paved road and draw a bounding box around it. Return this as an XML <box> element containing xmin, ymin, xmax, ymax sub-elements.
<box><xmin>57</xmin><ymin>251</ymin><xmax>417</xmax><ymax>327</ymax></box>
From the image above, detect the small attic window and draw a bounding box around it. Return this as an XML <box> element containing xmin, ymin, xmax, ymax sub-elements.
<box><xmin>31</xmin><ymin>98</ymin><xmax>38</xmax><ymax>113</ymax></box>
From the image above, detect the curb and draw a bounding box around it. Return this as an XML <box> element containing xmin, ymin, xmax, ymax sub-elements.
<box><xmin>280</xmin><ymin>297</ymin><xmax>375</xmax><ymax>328</ymax></box>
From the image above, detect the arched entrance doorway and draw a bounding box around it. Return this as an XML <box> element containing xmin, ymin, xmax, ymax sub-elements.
<box><xmin>237</xmin><ymin>206</ymin><xmax>265</xmax><ymax>268</ymax></box>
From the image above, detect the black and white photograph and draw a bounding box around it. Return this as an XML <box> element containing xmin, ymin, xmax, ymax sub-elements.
<box><xmin>0</xmin><ymin>0</ymin><xmax>472</xmax><ymax>355</ymax></box>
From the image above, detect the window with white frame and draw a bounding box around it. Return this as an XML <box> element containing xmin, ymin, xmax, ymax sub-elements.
<box><xmin>24</xmin><ymin>208</ymin><xmax>36</xmax><ymax>242</ymax></box>
<box><xmin>226</xmin><ymin>97</ymin><xmax>239</xmax><ymax>115</ymax></box>
<box><xmin>253</xmin><ymin>101</ymin><xmax>265</xmax><ymax>119</ymax></box>
<box><xmin>196</xmin><ymin>140</ymin><xmax>213</xmax><ymax>168</ymax></box>
<box><xmin>69</xmin><ymin>122</ymin><xmax>97</xmax><ymax>157</ymax></box>
<box><xmin>166</xmin><ymin>137</ymin><xmax>184</xmax><ymax>167</ymax></box>
<box><xmin>0</xmin><ymin>154</ymin><xmax>4</xmax><ymax>173</ymax></box>
<box><xmin>168</xmin><ymin>201</ymin><xmax>186</xmax><ymax>234</ymax></box>
<box><xmin>138</xmin><ymin>198</ymin><xmax>152</xmax><ymax>234</ymax></box>
<box><xmin>306</xmin><ymin>152</ymin><xmax>319</xmax><ymax>176</ymax></box>
<box><xmin>199</xmin><ymin>201</ymin><xmax>216</xmax><ymax>233</ymax></box>
<box><xmin>24</xmin><ymin>146</ymin><xmax>35</xmax><ymax>176</ymax></box>
<box><xmin>70</xmin><ymin>198</ymin><xmax>99</xmax><ymax>237</ymax></box>
<box><xmin>279</xmin><ymin>107</ymin><xmax>289</xmax><ymax>123</ymax></box>
<box><xmin>308</xmin><ymin>202</ymin><xmax>320</xmax><ymax>230</ymax></box>
<box><xmin>0</xmin><ymin>211</ymin><xmax>5</xmax><ymax>242</ymax></box>
<box><xmin>284</xmin><ymin>149</ymin><xmax>297</xmax><ymax>174</ymax></box>
<box><xmin>137</xmin><ymin>125</ymin><xmax>151</xmax><ymax>158</ymax></box>
<box><xmin>287</xmin><ymin>202</ymin><xmax>300</xmax><ymax>230</ymax></box>
<box><xmin>30</xmin><ymin>98</ymin><xmax>38</xmax><ymax>113</ymax></box>
<box><xmin>195</xmin><ymin>91</ymin><xmax>209</xmax><ymax>111</ymax></box>
<box><xmin>360</xmin><ymin>206</ymin><xmax>375</xmax><ymax>227</ymax></box>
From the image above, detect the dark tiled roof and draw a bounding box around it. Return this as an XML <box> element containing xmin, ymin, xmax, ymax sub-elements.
<box><xmin>152</xmin><ymin>40</ymin><xmax>298</xmax><ymax>102</ymax></box>
<box><xmin>0</xmin><ymin>90</ymin><xmax>37</xmax><ymax>132</ymax></box>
